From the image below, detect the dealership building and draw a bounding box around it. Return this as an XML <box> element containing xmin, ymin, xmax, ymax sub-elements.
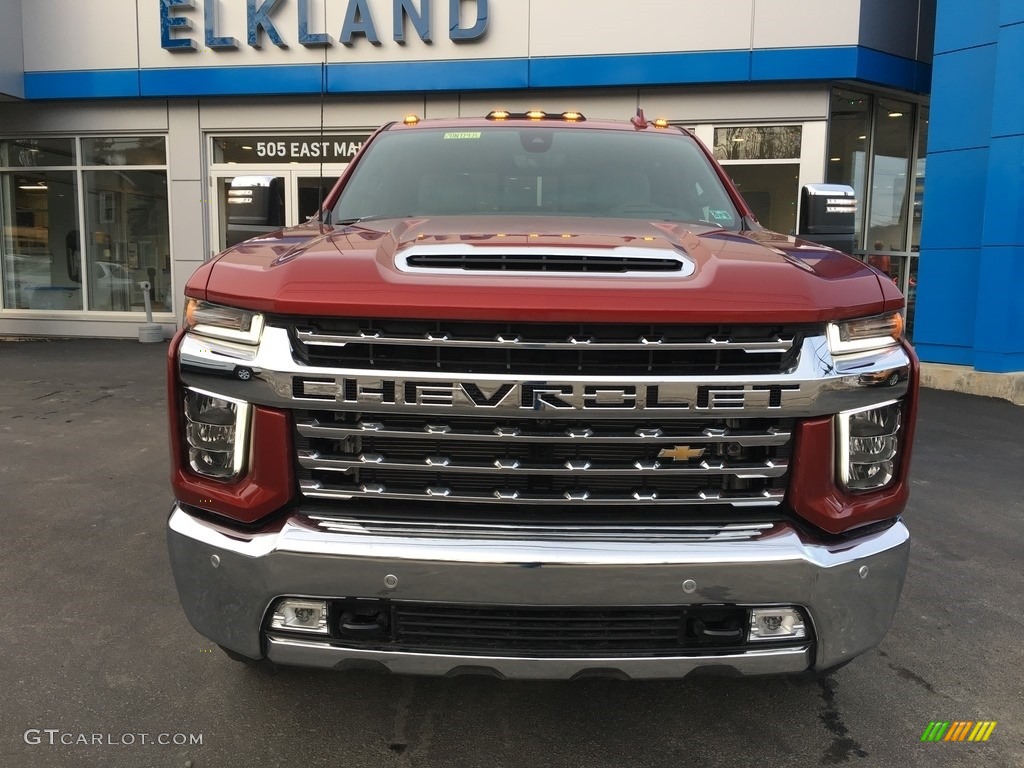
<box><xmin>0</xmin><ymin>0</ymin><xmax>1019</xmax><ymax>374</ymax></box>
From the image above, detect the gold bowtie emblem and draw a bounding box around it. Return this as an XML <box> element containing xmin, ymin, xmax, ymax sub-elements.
<box><xmin>658</xmin><ymin>445</ymin><xmax>706</xmax><ymax>461</ymax></box>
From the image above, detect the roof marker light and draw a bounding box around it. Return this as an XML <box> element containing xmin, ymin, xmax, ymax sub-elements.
<box><xmin>403</xmin><ymin>114</ymin><xmax>420</xmax><ymax>125</ymax></box>
<box><xmin>653</xmin><ymin>118</ymin><xmax>670</xmax><ymax>129</ymax></box>
<box><xmin>487</xmin><ymin>110</ymin><xmax>510</xmax><ymax>121</ymax></box>
<box><xmin>561</xmin><ymin>111</ymin><xmax>583</xmax><ymax>122</ymax></box>
<box><xmin>526</xmin><ymin>110</ymin><xmax>547</xmax><ymax>120</ymax></box>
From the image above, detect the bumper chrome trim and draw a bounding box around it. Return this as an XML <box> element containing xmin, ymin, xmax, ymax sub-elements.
<box><xmin>167</xmin><ymin>504</ymin><xmax>910</xmax><ymax>676</ymax></box>
<box><xmin>307</xmin><ymin>516</ymin><xmax>777</xmax><ymax>542</ymax></box>
<box><xmin>264</xmin><ymin>636</ymin><xmax>813</xmax><ymax>679</ymax></box>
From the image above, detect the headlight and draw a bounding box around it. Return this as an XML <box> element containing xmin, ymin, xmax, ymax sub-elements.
<box><xmin>184</xmin><ymin>298</ymin><xmax>264</xmax><ymax>345</ymax></box>
<box><xmin>827</xmin><ymin>312</ymin><xmax>904</xmax><ymax>355</ymax></box>
<box><xmin>184</xmin><ymin>387</ymin><xmax>251</xmax><ymax>480</ymax></box>
<box><xmin>836</xmin><ymin>400</ymin><xmax>902</xmax><ymax>492</ymax></box>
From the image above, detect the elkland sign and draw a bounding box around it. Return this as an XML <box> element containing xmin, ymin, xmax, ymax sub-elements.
<box><xmin>160</xmin><ymin>0</ymin><xmax>490</xmax><ymax>51</ymax></box>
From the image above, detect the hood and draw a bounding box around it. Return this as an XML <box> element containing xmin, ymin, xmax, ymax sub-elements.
<box><xmin>196</xmin><ymin>217</ymin><xmax>897</xmax><ymax>324</ymax></box>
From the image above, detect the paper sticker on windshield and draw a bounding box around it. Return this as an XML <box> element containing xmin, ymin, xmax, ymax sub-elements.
<box><xmin>444</xmin><ymin>132</ymin><xmax>482</xmax><ymax>140</ymax></box>
<box><xmin>709</xmin><ymin>209</ymin><xmax>733</xmax><ymax>221</ymax></box>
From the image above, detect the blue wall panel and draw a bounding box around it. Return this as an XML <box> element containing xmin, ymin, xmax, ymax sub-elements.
<box><xmin>853</xmin><ymin>47</ymin><xmax>925</xmax><ymax>92</ymax></box>
<box><xmin>934</xmin><ymin>0</ymin><xmax>999</xmax><ymax>54</ymax></box>
<box><xmin>23</xmin><ymin>69</ymin><xmax>140</xmax><ymax>99</ymax></box>
<box><xmin>918</xmin><ymin>0</ymin><xmax>1024</xmax><ymax>372</ymax></box>
<box><xmin>914</xmin><ymin>248</ymin><xmax>980</xmax><ymax>350</ymax></box>
<box><xmin>990</xmin><ymin>21</ymin><xmax>1024</xmax><ymax>137</ymax></box>
<box><xmin>974</xmin><ymin>246</ymin><xmax>1024</xmax><ymax>361</ymax></box>
<box><xmin>328</xmin><ymin>58</ymin><xmax>529</xmax><ymax>93</ymax></box>
<box><xmin>750</xmin><ymin>47</ymin><xmax>856</xmax><ymax>81</ymax></box>
<box><xmin>530</xmin><ymin>51</ymin><xmax>750</xmax><ymax>89</ymax></box>
<box><xmin>22</xmin><ymin>46</ymin><xmax>930</xmax><ymax>100</ymax></box>
<box><xmin>140</xmin><ymin>64</ymin><xmax>323</xmax><ymax>97</ymax></box>
<box><xmin>981</xmin><ymin>135</ymin><xmax>1024</xmax><ymax>246</ymax></box>
<box><xmin>926</xmin><ymin>45</ymin><xmax>997</xmax><ymax>153</ymax></box>
<box><xmin>999</xmin><ymin>0</ymin><xmax>1024</xmax><ymax>25</ymax></box>
<box><xmin>919</xmin><ymin>148</ymin><xmax>991</xmax><ymax>251</ymax></box>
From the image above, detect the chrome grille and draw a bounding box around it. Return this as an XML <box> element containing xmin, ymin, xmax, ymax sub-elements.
<box><xmin>282</xmin><ymin>319</ymin><xmax>811</xmax><ymax>375</ymax></box>
<box><xmin>296</xmin><ymin>410</ymin><xmax>792</xmax><ymax>508</ymax></box>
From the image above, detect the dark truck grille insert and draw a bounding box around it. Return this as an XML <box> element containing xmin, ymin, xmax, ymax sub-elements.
<box><xmin>300</xmin><ymin>601</ymin><xmax>809</xmax><ymax>657</ymax></box>
<box><xmin>296</xmin><ymin>411</ymin><xmax>792</xmax><ymax>508</ymax></box>
<box><xmin>403</xmin><ymin>251</ymin><xmax>684</xmax><ymax>273</ymax></box>
<box><xmin>279</xmin><ymin>318</ymin><xmax>813</xmax><ymax>375</ymax></box>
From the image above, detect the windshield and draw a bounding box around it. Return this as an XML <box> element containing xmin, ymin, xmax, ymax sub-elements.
<box><xmin>331</xmin><ymin>126</ymin><xmax>740</xmax><ymax>229</ymax></box>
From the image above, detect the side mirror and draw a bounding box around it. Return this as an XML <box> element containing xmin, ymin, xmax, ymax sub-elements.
<box><xmin>798</xmin><ymin>184</ymin><xmax>856</xmax><ymax>255</ymax></box>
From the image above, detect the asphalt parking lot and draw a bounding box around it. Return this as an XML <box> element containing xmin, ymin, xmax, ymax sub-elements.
<box><xmin>1</xmin><ymin>338</ymin><xmax>1021</xmax><ymax>768</ymax></box>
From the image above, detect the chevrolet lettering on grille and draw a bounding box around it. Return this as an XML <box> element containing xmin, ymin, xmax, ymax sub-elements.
<box><xmin>295</xmin><ymin>377</ymin><xmax>802</xmax><ymax>412</ymax></box>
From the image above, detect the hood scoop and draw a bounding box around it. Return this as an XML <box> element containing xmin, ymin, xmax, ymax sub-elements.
<box><xmin>396</xmin><ymin>243</ymin><xmax>696</xmax><ymax>277</ymax></box>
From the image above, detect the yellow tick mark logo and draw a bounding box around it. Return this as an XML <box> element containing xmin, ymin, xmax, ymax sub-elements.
<box><xmin>657</xmin><ymin>445</ymin><xmax>706</xmax><ymax>461</ymax></box>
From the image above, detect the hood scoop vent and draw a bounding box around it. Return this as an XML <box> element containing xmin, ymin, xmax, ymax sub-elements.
<box><xmin>397</xmin><ymin>244</ymin><xmax>695</xmax><ymax>277</ymax></box>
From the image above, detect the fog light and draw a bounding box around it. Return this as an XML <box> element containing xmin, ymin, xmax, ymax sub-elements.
<box><xmin>837</xmin><ymin>400</ymin><xmax>902</xmax><ymax>492</ymax></box>
<box><xmin>749</xmin><ymin>608</ymin><xmax>806</xmax><ymax>642</ymax></box>
<box><xmin>184</xmin><ymin>388</ymin><xmax>250</xmax><ymax>480</ymax></box>
<box><xmin>270</xmin><ymin>599</ymin><xmax>329</xmax><ymax>634</ymax></box>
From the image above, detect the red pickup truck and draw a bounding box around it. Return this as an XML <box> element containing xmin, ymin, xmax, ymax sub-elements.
<box><xmin>167</xmin><ymin>111</ymin><xmax>917</xmax><ymax>679</ymax></box>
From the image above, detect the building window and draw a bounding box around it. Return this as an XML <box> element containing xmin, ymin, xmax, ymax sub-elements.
<box><xmin>715</xmin><ymin>126</ymin><xmax>802</xmax><ymax>235</ymax></box>
<box><xmin>868</xmin><ymin>98</ymin><xmax>914</xmax><ymax>253</ymax></box>
<box><xmin>826</xmin><ymin>89</ymin><xmax>928</xmax><ymax>341</ymax></box>
<box><xmin>826</xmin><ymin>89</ymin><xmax>872</xmax><ymax>243</ymax></box>
<box><xmin>0</xmin><ymin>168</ymin><xmax>81</xmax><ymax>310</ymax></box>
<box><xmin>911</xmin><ymin>107</ymin><xmax>928</xmax><ymax>252</ymax></box>
<box><xmin>0</xmin><ymin>136</ymin><xmax>171</xmax><ymax>314</ymax></box>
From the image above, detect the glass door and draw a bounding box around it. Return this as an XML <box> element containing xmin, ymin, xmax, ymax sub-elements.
<box><xmin>211</xmin><ymin>170</ymin><xmax>345</xmax><ymax>254</ymax></box>
<box><xmin>294</xmin><ymin>174</ymin><xmax>339</xmax><ymax>224</ymax></box>
<box><xmin>213</xmin><ymin>172</ymin><xmax>286</xmax><ymax>252</ymax></box>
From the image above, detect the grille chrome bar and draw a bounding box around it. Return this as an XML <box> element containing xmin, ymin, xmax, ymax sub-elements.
<box><xmin>298</xmin><ymin>450</ymin><xmax>788</xmax><ymax>478</ymax></box>
<box><xmin>296</xmin><ymin>417</ymin><xmax>791</xmax><ymax>446</ymax></box>
<box><xmin>307</xmin><ymin>516</ymin><xmax>776</xmax><ymax>542</ymax></box>
<box><xmin>295</xmin><ymin>328</ymin><xmax>794</xmax><ymax>354</ymax></box>
<box><xmin>299</xmin><ymin>480</ymin><xmax>784</xmax><ymax>507</ymax></box>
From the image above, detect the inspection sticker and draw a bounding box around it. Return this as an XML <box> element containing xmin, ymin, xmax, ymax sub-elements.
<box><xmin>444</xmin><ymin>132</ymin><xmax>482</xmax><ymax>140</ymax></box>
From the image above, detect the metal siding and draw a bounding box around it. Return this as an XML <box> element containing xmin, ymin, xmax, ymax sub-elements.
<box><xmin>926</xmin><ymin>45</ymin><xmax>997</xmax><ymax>154</ymax></box>
<box><xmin>917</xmin><ymin>0</ymin><xmax>1024</xmax><ymax>372</ymax></box>
<box><xmin>933</xmin><ymin>0</ymin><xmax>999</xmax><ymax>54</ymax></box>
<box><xmin>22</xmin><ymin>0</ymin><xmax>139</xmax><ymax>72</ymax></box>
<box><xmin>529</xmin><ymin>0</ymin><xmax>754</xmax><ymax>57</ymax></box>
<box><xmin>752</xmin><ymin>0</ymin><xmax>862</xmax><ymax>49</ymax></box>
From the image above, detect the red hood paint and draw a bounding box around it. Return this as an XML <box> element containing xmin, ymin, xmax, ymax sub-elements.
<box><xmin>191</xmin><ymin>217</ymin><xmax>896</xmax><ymax>324</ymax></box>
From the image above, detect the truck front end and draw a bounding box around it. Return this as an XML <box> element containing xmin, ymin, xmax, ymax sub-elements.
<box><xmin>167</xmin><ymin>114</ymin><xmax>917</xmax><ymax>679</ymax></box>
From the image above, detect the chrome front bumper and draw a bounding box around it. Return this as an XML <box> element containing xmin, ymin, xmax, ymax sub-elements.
<box><xmin>167</xmin><ymin>504</ymin><xmax>909</xmax><ymax>679</ymax></box>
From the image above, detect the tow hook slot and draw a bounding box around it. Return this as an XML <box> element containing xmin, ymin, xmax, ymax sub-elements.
<box><xmin>683</xmin><ymin>608</ymin><xmax>747</xmax><ymax>647</ymax></box>
<box><xmin>337</xmin><ymin>599</ymin><xmax>389</xmax><ymax>638</ymax></box>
